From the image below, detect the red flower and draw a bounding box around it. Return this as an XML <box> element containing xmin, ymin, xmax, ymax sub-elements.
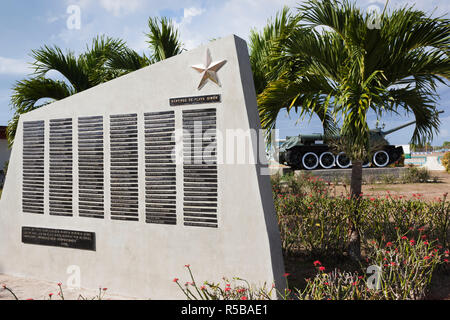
<box><xmin>386</xmin><ymin>242</ymin><xmax>393</xmax><ymax>247</ymax></box>
<box><xmin>313</xmin><ymin>260</ymin><xmax>322</xmax><ymax>266</ymax></box>
<box><xmin>173</xmin><ymin>278</ymin><xmax>179</xmax><ymax>283</ymax></box>
<box><xmin>184</xmin><ymin>264</ymin><xmax>190</xmax><ymax>268</ymax></box>
<box><xmin>241</xmin><ymin>296</ymin><xmax>248</xmax><ymax>300</ymax></box>
<box><xmin>401</xmin><ymin>236</ymin><xmax>408</xmax><ymax>240</ymax></box>
<box><xmin>319</xmin><ymin>266</ymin><xmax>326</xmax><ymax>271</ymax></box>
<box><xmin>409</xmin><ymin>240</ymin><xmax>416</xmax><ymax>246</ymax></box>
<box><xmin>57</xmin><ymin>282</ymin><xmax>62</xmax><ymax>286</ymax></box>
<box><xmin>102</xmin><ymin>288</ymin><xmax>107</xmax><ymax>291</ymax></box>
<box><xmin>283</xmin><ymin>273</ymin><xmax>290</xmax><ymax>277</ymax></box>
<box><xmin>424</xmin><ymin>256</ymin><xmax>430</xmax><ymax>260</ymax></box>
<box><xmin>48</xmin><ymin>293</ymin><xmax>53</xmax><ymax>297</ymax></box>
<box><xmin>224</xmin><ymin>287</ymin><xmax>231</xmax><ymax>292</ymax></box>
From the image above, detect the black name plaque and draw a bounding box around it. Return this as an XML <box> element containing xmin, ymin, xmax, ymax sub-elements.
<box><xmin>22</xmin><ymin>227</ymin><xmax>96</xmax><ymax>251</ymax></box>
<box><xmin>170</xmin><ymin>94</ymin><xmax>221</xmax><ymax>106</ymax></box>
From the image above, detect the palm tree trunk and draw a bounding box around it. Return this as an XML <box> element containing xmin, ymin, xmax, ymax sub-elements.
<box><xmin>348</xmin><ymin>160</ymin><xmax>363</xmax><ymax>261</ymax></box>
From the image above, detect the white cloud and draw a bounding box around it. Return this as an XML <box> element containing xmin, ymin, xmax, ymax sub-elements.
<box><xmin>0</xmin><ymin>57</ymin><xmax>31</xmax><ymax>75</ymax></box>
<box><xmin>182</xmin><ymin>7</ymin><xmax>205</xmax><ymax>24</ymax></box>
<box><xmin>99</xmin><ymin>0</ymin><xmax>144</xmax><ymax>17</ymax></box>
<box><xmin>177</xmin><ymin>0</ymin><xmax>299</xmax><ymax>49</ymax></box>
<box><xmin>358</xmin><ymin>0</ymin><xmax>450</xmax><ymax>16</ymax></box>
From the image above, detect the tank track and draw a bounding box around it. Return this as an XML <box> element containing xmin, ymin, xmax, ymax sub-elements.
<box><xmin>284</xmin><ymin>145</ymin><xmax>403</xmax><ymax>170</ymax></box>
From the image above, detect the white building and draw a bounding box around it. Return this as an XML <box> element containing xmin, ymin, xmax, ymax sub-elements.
<box><xmin>0</xmin><ymin>126</ymin><xmax>11</xmax><ymax>183</ymax></box>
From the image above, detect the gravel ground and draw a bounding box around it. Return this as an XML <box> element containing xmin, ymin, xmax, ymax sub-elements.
<box><xmin>0</xmin><ymin>274</ymin><xmax>141</xmax><ymax>300</ymax></box>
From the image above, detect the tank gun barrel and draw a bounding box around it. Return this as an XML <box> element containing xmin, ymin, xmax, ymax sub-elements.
<box><xmin>382</xmin><ymin>120</ymin><xmax>416</xmax><ymax>136</ymax></box>
<box><xmin>381</xmin><ymin>110</ymin><xmax>444</xmax><ymax>136</ymax></box>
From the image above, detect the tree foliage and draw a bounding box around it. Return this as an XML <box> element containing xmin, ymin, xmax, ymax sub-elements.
<box><xmin>7</xmin><ymin>17</ymin><xmax>184</xmax><ymax>146</ymax></box>
<box><xmin>257</xmin><ymin>0</ymin><xmax>449</xmax><ymax>159</ymax></box>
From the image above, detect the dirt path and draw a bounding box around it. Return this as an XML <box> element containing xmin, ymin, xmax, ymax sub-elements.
<box><xmin>332</xmin><ymin>171</ymin><xmax>450</xmax><ymax>201</ymax></box>
<box><xmin>0</xmin><ymin>274</ymin><xmax>141</xmax><ymax>300</ymax></box>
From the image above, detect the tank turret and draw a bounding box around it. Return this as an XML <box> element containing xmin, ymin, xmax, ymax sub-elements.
<box><xmin>278</xmin><ymin>120</ymin><xmax>416</xmax><ymax>170</ymax></box>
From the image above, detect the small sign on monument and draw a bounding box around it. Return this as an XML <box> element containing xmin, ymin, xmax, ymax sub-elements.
<box><xmin>22</xmin><ymin>227</ymin><xmax>96</xmax><ymax>251</ymax></box>
<box><xmin>169</xmin><ymin>94</ymin><xmax>221</xmax><ymax>106</ymax></box>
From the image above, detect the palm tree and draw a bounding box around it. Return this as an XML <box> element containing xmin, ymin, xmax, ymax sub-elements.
<box><xmin>7</xmin><ymin>36</ymin><xmax>128</xmax><ymax>146</ymax></box>
<box><xmin>250</xmin><ymin>7</ymin><xmax>338</xmax><ymax>147</ymax></box>
<box><xmin>257</xmin><ymin>0</ymin><xmax>449</xmax><ymax>259</ymax></box>
<box><xmin>7</xmin><ymin>16</ymin><xmax>184</xmax><ymax>145</ymax></box>
<box><xmin>107</xmin><ymin>16</ymin><xmax>184</xmax><ymax>75</ymax></box>
<box><xmin>249</xmin><ymin>7</ymin><xmax>299</xmax><ymax>95</ymax></box>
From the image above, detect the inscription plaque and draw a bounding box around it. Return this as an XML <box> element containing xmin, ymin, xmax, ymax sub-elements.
<box><xmin>22</xmin><ymin>227</ymin><xmax>96</xmax><ymax>251</ymax></box>
<box><xmin>169</xmin><ymin>94</ymin><xmax>221</xmax><ymax>106</ymax></box>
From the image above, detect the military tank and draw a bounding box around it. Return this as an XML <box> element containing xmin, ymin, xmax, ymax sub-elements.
<box><xmin>277</xmin><ymin>120</ymin><xmax>416</xmax><ymax>170</ymax></box>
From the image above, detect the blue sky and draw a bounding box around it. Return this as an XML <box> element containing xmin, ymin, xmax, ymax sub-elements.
<box><xmin>0</xmin><ymin>0</ymin><xmax>449</xmax><ymax>145</ymax></box>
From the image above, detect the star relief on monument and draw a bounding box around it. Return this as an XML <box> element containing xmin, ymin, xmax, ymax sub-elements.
<box><xmin>191</xmin><ymin>49</ymin><xmax>227</xmax><ymax>90</ymax></box>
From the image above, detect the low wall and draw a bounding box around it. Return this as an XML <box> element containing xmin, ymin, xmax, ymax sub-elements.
<box><xmin>270</xmin><ymin>167</ymin><xmax>408</xmax><ymax>183</ymax></box>
<box><xmin>404</xmin><ymin>155</ymin><xmax>445</xmax><ymax>171</ymax></box>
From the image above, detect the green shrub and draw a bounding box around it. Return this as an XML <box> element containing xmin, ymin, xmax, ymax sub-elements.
<box><xmin>274</xmin><ymin>176</ymin><xmax>450</xmax><ymax>257</ymax></box>
<box><xmin>380</xmin><ymin>174</ymin><xmax>396</xmax><ymax>184</ymax></box>
<box><xmin>442</xmin><ymin>152</ymin><xmax>450</xmax><ymax>173</ymax></box>
<box><xmin>401</xmin><ymin>167</ymin><xmax>431</xmax><ymax>183</ymax></box>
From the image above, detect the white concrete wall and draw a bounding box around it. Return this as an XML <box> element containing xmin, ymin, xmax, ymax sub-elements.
<box><xmin>0</xmin><ymin>35</ymin><xmax>285</xmax><ymax>299</ymax></box>
<box><xmin>405</xmin><ymin>155</ymin><xmax>445</xmax><ymax>171</ymax></box>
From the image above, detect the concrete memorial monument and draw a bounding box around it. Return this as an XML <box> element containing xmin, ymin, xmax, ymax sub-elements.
<box><xmin>0</xmin><ymin>35</ymin><xmax>285</xmax><ymax>299</ymax></box>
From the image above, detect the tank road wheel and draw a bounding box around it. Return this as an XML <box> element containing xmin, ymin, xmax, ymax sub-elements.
<box><xmin>319</xmin><ymin>152</ymin><xmax>335</xmax><ymax>169</ymax></box>
<box><xmin>373</xmin><ymin>150</ymin><xmax>390</xmax><ymax>167</ymax></box>
<box><xmin>302</xmin><ymin>152</ymin><xmax>319</xmax><ymax>170</ymax></box>
<box><xmin>362</xmin><ymin>159</ymin><xmax>371</xmax><ymax>168</ymax></box>
<box><xmin>336</xmin><ymin>152</ymin><xmax>352</xmax><ymax>169</ymax></box>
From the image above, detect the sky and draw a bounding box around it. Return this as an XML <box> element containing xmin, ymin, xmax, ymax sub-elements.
<box><xmin>0</xmin><ymin>0</ymin><xmax>449</xmax><ymax>146</ymax></box>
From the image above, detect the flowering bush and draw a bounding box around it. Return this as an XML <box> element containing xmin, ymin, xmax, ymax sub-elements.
<box><xmin>175</xmin><ymin>230</ymin><xmax>448</xmax><ymax>300</ymax></box>
<box><xmin>0</xmin><ymin>283</ymin><xmax>109</xmax><ymax>300</ymax></box>
<box><xmin>294</xmin><ymin>266</ymin><xmax>375</xmax><ymax>300</ymax></box>
<box><xmin>364</xmin><ymin>230</ymin><xmax>446</xmax><ymax>299</ymax></box>
<box><xmin>173</xmin><ymin>265</ymin><xmax>274</xmax><ymax>300</ymax></box>
<box><xmin>273</xmin><ymin>173</ymin><xmax>450</xmax><ymax>257</ymax></box>
<box><xmin>292</xmin><ymin>230</ymin><xmax>447</xmax><ymax>300</ymax></box>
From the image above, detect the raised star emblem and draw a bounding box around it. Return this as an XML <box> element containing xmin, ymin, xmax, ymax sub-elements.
<box><xmin>191</xmin><ymin>49</ymin><xmax>227</xmax><ymax>90</ymax></box>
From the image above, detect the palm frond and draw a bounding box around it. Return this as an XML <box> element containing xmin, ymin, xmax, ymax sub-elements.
<box><xmin>106</xmin><ymin>47</ymin><xmax>151</xmax><ymax>74</ymax></box>
<box><xmin>146</xmin><ymin>17</ymin><xmax>184</xmax><ymax>62</ymax></box>
<box><xmin>8</xmin><ymin>77</ymin><xmax>73</xmax><ymax>146</ymax></box>
<box><xmin>30</xmin><ymin>45</ymin><xmax>90</xmax><ymax>92</ymax></box>
<box><xmin>249</xmin><ymin>6</ymin><xmax>299</xmax><ymax>93</ymax></box>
